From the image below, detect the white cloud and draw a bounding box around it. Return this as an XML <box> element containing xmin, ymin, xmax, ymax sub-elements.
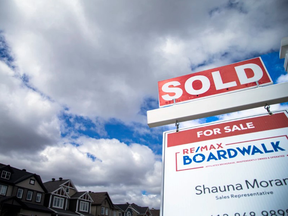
<box><xmin>218</xmin><ymin>103</ymin><xmax>288</xmax><ymax>121</ymax></box>
<box><xmin>1</xmin><ymin>0</ymin><xmax>287</xmax><ymax>122</ymax></box>
<box><xmin>0</xmin><ymin>0</ymin><xmax>288</xmax><ymax>209</ymax></box>
<box><xmin>277</xmin><ymin>74</ymin><xmax>288</xmax><ymax>83</ymax></box>
<box><xmin>0</xmin><ymin>61</ymin><xmax>61</xmax><ymax>153</ymax></box>
<box><xmin>4</xmin><ymin>136</ymin><xmax>162</xmax><ymax>208</ymax></box>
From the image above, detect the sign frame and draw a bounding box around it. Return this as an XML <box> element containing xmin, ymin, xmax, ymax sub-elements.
<box><xmin>160</xmin><ymin>111</ymin><xmax>288</xmax><ymax>216</ymax></box>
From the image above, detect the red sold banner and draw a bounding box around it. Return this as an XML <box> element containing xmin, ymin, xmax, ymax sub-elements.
<box><xmin>158</xmin><ymin>57</ymin><xmax>272</xmax><ymax>107</ymax></box>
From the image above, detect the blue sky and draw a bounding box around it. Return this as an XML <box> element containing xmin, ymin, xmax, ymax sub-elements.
<box><xmin>0</xmin><ymin>0</ymin><xmax>288</xmax><ymax>208</ymax></box>
<box><xmin>59</xmin><ymin>51</ymin><xmax>286</xmax><ymax>156</ymax></box>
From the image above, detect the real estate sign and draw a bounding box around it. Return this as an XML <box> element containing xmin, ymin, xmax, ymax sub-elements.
<box><xmin>161</xmin><ymin>111</ymin><xmax>288</xmax><ymax>216</ymax></box>
<box><xmin>158</xmin><ymin>57</ymin><xmax>272</xmax><ymax>107</ymax></box>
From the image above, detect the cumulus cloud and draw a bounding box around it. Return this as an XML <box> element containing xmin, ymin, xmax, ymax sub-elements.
<box><xmin>0</xmin><ymin>0</ymin><xmax>287</xmax><ymax>209</ymax></box>
<box><xmin>3</xmin><ymin>137</ymin><xmax>162</xmax><ymax>208</ymax></box>
<box><xmin>0</xmin><ymin>61</ymin><xmax>61</xmax><ymax>154</ymax></box>
<box><xmin>277</xmin><ymin>74</ymin><xmax>288</xmax><ymax>83</ymax></box>
<box><xmin>1</xmin><ymin>0</ymin><xmax>287</xmax><ymax>122</ymax></box>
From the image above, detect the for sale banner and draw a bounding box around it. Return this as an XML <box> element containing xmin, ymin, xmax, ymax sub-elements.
<box><xmin>161</xmin><ymin>111</ymin><xmax>288</xmax><ymax>216</ymax></box>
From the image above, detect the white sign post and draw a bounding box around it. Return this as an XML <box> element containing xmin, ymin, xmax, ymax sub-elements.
<box><xmin>161</xmin><ymin>111</ymin><xmax>288</xmax><ymax>216</ymax></box>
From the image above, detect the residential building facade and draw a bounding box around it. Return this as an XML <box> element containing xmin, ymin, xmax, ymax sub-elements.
<box><xmin>44</xmin><ymin>178</ymin><xmax>93</xmax><ymax>216</ymax></box>
<box><xmin>0</xmin><ymin>163</ymin><xmax>158</xmax><ymax>216</ymax></box>
<box><xmin>89</xmin><ymin>192</ymin><xmax>122</xmax><ymax>216</ymax></box>
<box><xmin>115</xmin><ymin>203</ymin><xmax>151</xmax><ymax>216</ymax></box>
<box><xmin>0</xmin><ymin>163</ymin><xmax>52</xmax><ymax>216</ymax></box>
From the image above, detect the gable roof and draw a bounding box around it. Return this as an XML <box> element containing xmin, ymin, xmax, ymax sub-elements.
<box><xmin>89</xmin><ymin>192</ymin><xmax>115</xmax><ymax>208</ymax></box>
<box><xmin>71</xmin><ymin>191</ymin><xmax>93</xmax><ymax>202</ymax></box>
<box><xmin>44</xmin><ymin>178</ymin><xmax>77</xmax><ymax>194</ymax></box>
<box><xmin>0</xmin><ymin>163</ymin><xmax>47</xmax><ymax>193</ymax></box>
<box><xmin>115</xmin><ymin>203</ymin><xmax>150</xmax><ymax>215</ymax></box>
<box><xmin>130</xmin><ymin>203</ymin><xmax>150</xmax><ymax>215</ymax></box>
<box><xmin>0</xmin><ymin>196</ymin><xmax>53</xmax><ymax>213</ymax></box>
<box><xmin>150</xmin><ymin>209</ymin><xmax>160</xmax><ymax>216</ymax></box>
<box><xmin>115</xmin><ymin>203</ymin><xmax>129</xmax><ymax>212</ymax></box>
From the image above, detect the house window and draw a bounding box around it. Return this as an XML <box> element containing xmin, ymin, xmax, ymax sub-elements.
<box><xmin>53</xmin><ymin>196</ymin><xmax>64</xmax><ymax>209</ymax></box>
<box><xmin>26</xmin><ymin>190</ymin><xmax>33</xmax><ymax>201</ymax></box>
<box><xmin>29</xmin><ymin>179</ymin><xmax>35</xmax><ymax>185</ymax></box>
<box><xmin>17</xmin><ymin>188</ymin><xmax>23</xmax><ymax>199</ymax></box>
<box><xmin>79</xmin><ymin>201</ymin><xmax>89</xmax><ymax>212</ymax></box>
<box><xmin>127</xmin><ymin>211</ymin><xmax>131</xmax><ymax>216</ymax></box>
<box><xmin>106</xmin><ymin>208</ymin><xmax>109</xmax><ymax>215</ymax></box>
<box><xmin>1</xmin><ymin>171</ymin><xmax>11</xmax><ymax>180</ymax></box>
<box><xmin>0</xmin><ymin>184</ymin><xmax>7</xmax><ymax>195</ymax></box>
<box><xmin>101</xmin><ymin>207</ymin><xmax>105</xmax><ymax>215</ymax></box>
<box><xmin>119</xmin><ymin>213</ymin><xmax>122</xmax><ymax>216</ymax></box>
<box><xmin>36</xmin><ymin>193</ymin><xmax>42</xmax><ymax>203</ymax></box>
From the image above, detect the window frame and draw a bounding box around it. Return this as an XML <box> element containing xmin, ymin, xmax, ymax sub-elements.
<box><xmin>101</xmin><ymin>207</ymin><xmax>105</xmax><ymax>215</ymax></box>
<box><xmin>17</xmin><ymin>188</ymin><xmax>24</xmax><ymax>199</ymax></box>
<box><xmin>0</xmin><ymin>184</ymin><xmax>7</xmax><ymax>195</ymax></box>
<box><xmin>29</xmin><ymin>179</ymin><xmax>35</xmax><ymax>185</ymax></box>
<box><xmin>1</xmin><ymin>171</ymin><xmax>11</xmax><ymax>180</ymax></box>
<box><xmin>79</xmin><ymin>201</ymin><xmax>89</xmax><ymax>212</ymax></box>
<box><xmin>52</xmin><ymin>196</ymin><xmax>65</xmax><ymax>209</ymax></box>
<box><xmin>36</xmin><ymin>192</ymin><xmax>42</xmax><ymax>203</ymax></box>
<box><xmin>26</xmin><ymin>190</ymin><xmax>33</xmax><ymax>201</ymax></box>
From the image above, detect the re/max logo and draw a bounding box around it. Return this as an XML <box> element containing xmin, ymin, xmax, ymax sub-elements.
<box><xmin>183</xmin><ymin>141</ymin><xmax>285</xmax><ymax>165</ymax></box>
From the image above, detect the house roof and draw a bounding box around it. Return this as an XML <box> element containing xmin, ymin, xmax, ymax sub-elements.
<box><xmin>49</xmin><ymin>207</ymin><xmax>80</xmax><ymax>216</ymax></box>
<box><xmin>0</xmin><ymin>196</ymin><xmax>53</xmax><ymax>213</ymax></box>
<box><xmin>43</xmin><ymin>178</ymin><xmax>77</xmax><ymax>194</ymax></box>
<box><xmin>130</xmin><ymin>203</ymin><xmax>149</xmax><ymax>215</ymax></box>
<box><xmin>114</xmin><ymin>203</ymin><xmax>129</xmax><ymax>212</ymax></box>
<box><xmin>0</xmin><ymin>163</ymin><xmax>47</xmax><ymax>193</ymax></box>
<box><xmin>150</xmin><ymin>209</ymin><xmax>160</xmax><ymax>216</ymax></box>
<box><xmin>43</xmin><ymin>179</ymin><xmax>68</xmax><ymax>192</ymax></box>
<box><xmin>115</xmin><ymin>203</ymin><xmax>150</xmax><ymax>215</ymax></box>
<box><xmin>71</xmin><ymin>191</ymin><xmax>93</xmax><ymax>202</ymax></box>
<box><xmin>49</xmin><ymin>207</ymin><xmax>94</xmax><ymax>216</ymax></box>
<box><xmin>89</xmin><ymin>192</ymin><xmax>115</xmax><ymax>208</ymax></box>
<box><xmin>71</xmin><ymin>191</ymin><xmax>85</xmax><ymax>198</ymax></box>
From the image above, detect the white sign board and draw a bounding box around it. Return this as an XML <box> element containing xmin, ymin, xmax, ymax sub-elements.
<box><xmin>161</xmin><ymin>111</ymin><xmax>288</xmax><ymax>216</ymax></box>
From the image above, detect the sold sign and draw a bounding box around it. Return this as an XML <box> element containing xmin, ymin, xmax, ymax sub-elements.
<box><xmin>158</xmin><ymin>57</ymin><xmax>272</xmax><ymax>107</ymax></box>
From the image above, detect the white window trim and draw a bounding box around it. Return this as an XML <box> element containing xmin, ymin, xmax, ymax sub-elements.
<box><xmin>17</xmin><ymin>188</ymin><xmax>23</xmax><ymax>199</ymax></box>
<box><xmin>79</xmin><ymin>201</ymin><xmax>89</xmax><ymax>212</ymax></box>
<box><xmin>36</xmin><ymin>192</ymin><xmax>42</xmax><ymax>203</ymax></box>
<box><xmin>0</xmin><ymin>184</ymin><xmax>7</xmax><ymax>195</ymax></box>
<box><xmin>53</xmin><ymin>196</ymin><xmax>65</xmax><ymax>209</ymax></box>
<box><xmin>26</xmin><ymin>190</ymin><xmax>33</xmax><ymax>201</ymax></box>
<box><xmin>1</xmin><ymin>171</ymin><xmax>11</xmax><ymax>180</ymax></box>
<box><xmin>29</xmin><ymin>179</ymin><xmax>35</xmax><ymax>185</ymax></box>
<box><xmin>101</xmin><ymin>207</ymin><xmax>105</xmax><ymax>215</ymax></box>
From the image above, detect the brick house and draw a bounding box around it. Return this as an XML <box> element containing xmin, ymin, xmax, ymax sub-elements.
<box><xmin>0</xmin><ymin>163</ymin><xmax>53</xmax><ymax>216</ymax></box>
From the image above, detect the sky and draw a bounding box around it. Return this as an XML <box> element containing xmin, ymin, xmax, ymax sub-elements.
<box><xmin>0</xmin><ymin>0</ymin><xmax>288</xmax><ymax>209</ymax></box>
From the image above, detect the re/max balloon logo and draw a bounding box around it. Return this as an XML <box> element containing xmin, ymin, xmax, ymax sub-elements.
<box><xmin>182</xmin><ymin>141</ymin><xmax>285</xmax><ymax>166</ymax></box>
